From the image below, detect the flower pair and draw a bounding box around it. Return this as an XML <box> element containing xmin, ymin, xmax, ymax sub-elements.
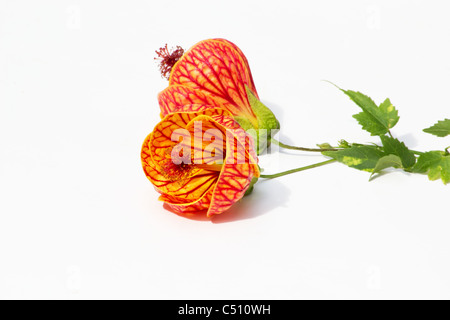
<box><xmin>141</xmin><ymin>39</ymin><xmax>279</xmax><ymax>217</ymax></box>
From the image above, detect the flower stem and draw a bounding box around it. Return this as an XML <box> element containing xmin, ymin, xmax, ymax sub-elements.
<box><xmin>260</xmin><ymin>160</ymin><xmax>337</xmax><ymax>179</ymax></box>
<box><xmin>271</xmin><ymin>138</ymin><xmax>339</xmax><ymax>152</ymax></box>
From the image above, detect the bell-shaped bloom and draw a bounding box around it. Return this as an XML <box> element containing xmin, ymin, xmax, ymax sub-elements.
<box><xmin>157</xmin><ymin>39</ymin><xmax>279</xmax><ymax>153</ymax></box>
<box><xmin>141</xmin><ymin>105</ymin><xmax>260</xmax><ymax>217</ymax></box>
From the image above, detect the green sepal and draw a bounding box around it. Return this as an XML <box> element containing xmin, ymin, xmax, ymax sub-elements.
<box><xmin>235</xmin><ymin>86</ymin><xmax>280</xmax><ymax>155</ymax></box>
<box><xmin>244</xmin><ymin>177</ymin><xmax>259</xmax><ymax>196</ymax></box>
<box><xmin>246</xmin><ymin>86</ymin><xmax>280</xmax><ymax>132</ymax></box>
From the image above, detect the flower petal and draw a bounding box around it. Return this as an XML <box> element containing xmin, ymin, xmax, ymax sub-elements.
<box><xmin>208</xmin><ymin>114</ymin><xmax>259</xmax><ymax>167</ymax></box>
<box><xmin>207</xmin><ymin>163</ymin><xmax>258</xmax><ymax>217</ymax></box>
<box><xmin>142</xmin><ymin>107</ymin><xmax>234</xmax><ymax>203</ymax></box>
<box><xmin>165</xmin><ymin>103</ymin><xmax>232</xmax><ymax>116</ymax></box>
<box><xmin>142</xmin><ymin>106</ymin><xmax>260</xmax><ymax>217</ymax></box>
<box><xmin>211</xmin><ymin>38</ymin><xmax>259</xmax><ymax>98</ymax></box>
<box><xmin>149</xmin><ymin>105</ymin><xmax>229</xmax><ymax>164</ymax></box>
<box><xmin>160</xmin><ymin>189</ymin><xmax>213</xmax><ymax>214</ymax></box>
<box><xmin>193</xmin><ymin>114</ymin><xmax>260</xmax><ymax>217</ymax></box>
<box><xmin>184</xmin><ymin>114</ymin><xmax>227</xmax><ymax>165</ymax></box>
<box><xmin>169</xmin><ymin>39</ymin><xmax>258</xmax><ymax>125</ymax></box>
<box><xmin>142</xmin><ymin>133</ymin><xmax>219</xmax><ymax>202</ymax></box>
<box><xmin>158</xmin><ymin>85</ymin><xmax>244</xmax><ymax>118</ymax></box>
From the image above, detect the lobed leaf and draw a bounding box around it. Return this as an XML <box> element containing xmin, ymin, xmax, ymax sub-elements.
<box><xmin>342</xmin><ymin>90</ymin><xmax>399</xmax><ymax>136</ymax></box>
<box><xmin>380</xmin><ymin>135</ymin><xmax>416</xmax><ymax>169</ymax></box>
<box><xmin>323</xmin><ymin>145</ymin><xmax>384</xmax><ymax>172</ymax></box>
<box><xmin>413</xmin><ymin>151</ymin><xmax>450</xmax><ymax>184</ymax></box>
<box><xmin>423</xmin><ymin>119</ymin><xmax>450</xmax><ymax>137</ymax></box>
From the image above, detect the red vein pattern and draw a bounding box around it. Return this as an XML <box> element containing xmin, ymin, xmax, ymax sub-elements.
<box><xmin>142</xmin><ymin>135</ymin><xmax>217</xmax><ymax>201</ymax></box>
<box><xmin>161</xmin><ymin>189</ymin><xmax>213</xmax><ymax>214</ymax></box>
<box><xmin>158</xmin><ymin>85</ymin><xmax>239</xmax><ymax>118</ymax></box>
<box><xmin>204</xmin><ymin>114</ymin><xmax>259</xmax><ymax>217</ymax></box>
<box><xmin>149</xmin><ymin>106</ymin><xmax>229</xmax><ymax>163</ymax></box>
<box><xmin>141</xmin><ymin>105</ymin><xmax>260</xmax><ymax>217</ymax></box>
<box><xmin>166</xmin><ymin>39</ymin><xmax>258</xmax><ymax>125</ymax></box>
<box><xmin>212</xmin><ymin>38</ymin><xmax>258</xmax><ymax>98</ymax></box>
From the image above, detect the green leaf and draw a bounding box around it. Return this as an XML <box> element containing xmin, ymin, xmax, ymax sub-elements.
<box><xmin>342</xmin><ymin>89</ymin><xmax>399</xmax><ymax>136</ymax></box>
<box><xmin>378</xmin><ymin>99</ymin><xmax>400</xmax><ymax>129</ymax></box>
<box><xmin>413</xmin><ymin>151</ymin><xmax>450</xmax><ymax>184</ymax></box>
<box><xmin>246</xmin><ymin>86</ymin><xmax>280</xmax><ymax>132</ymax></box>
<box><xmin>371</xmin><ymin>155</ymin><xmax>403</xmax><ymax>179</ymax></box>
<box><xmin>423</xmin><ymin>119</ymin><xmax>450</xmax><ymax>137</ymax></box>
<box><xmin>380</xmin><ymin>136</ymin><xmax>416</xmax><ymax>169</ymax></box>
<box><xmin>413</xmin><ymin>151</ymin><xmax>443</xmax><ymax>173</ymax></box>
<box><xmin>323</xmin><ymin>145</ymin><xmax>384</xmax><ymax>172</ymax></box>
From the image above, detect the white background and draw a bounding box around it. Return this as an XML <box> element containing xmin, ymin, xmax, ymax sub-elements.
<box><xmin>1</xmin><ymin>0</ymin><xmax>450</xmax><ymax>300</ymax></box>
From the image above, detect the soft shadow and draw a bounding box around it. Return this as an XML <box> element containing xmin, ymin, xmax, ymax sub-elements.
<box><xmin>368</xmin><ymin>170</ymin><xmax>391</xmax><ymax>182</ymax></box>
<box><xmin>396</xmin><ymin>133</ymin><xmax>419</xmax><ymax>149</ymax></box>
<box><xmin>211</xmin><ymin>179</ymin><xmax>290</xmax><ymax>224</ymax></box>
<box><xmin>260</xmin><ymin>100</ymin><xmax>323</xmax><ymax>157</ymax></box>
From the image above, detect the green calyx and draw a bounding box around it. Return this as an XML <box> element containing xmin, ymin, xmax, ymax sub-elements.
<box><xmin>244</xmin><ymin>177</ymin><xmax>259</xmax><ymax>197</ymax></box>
<box><xmin>235</xmin><ymin>86</ymin><xmax>280</xmax><ymax>155</ymax></box>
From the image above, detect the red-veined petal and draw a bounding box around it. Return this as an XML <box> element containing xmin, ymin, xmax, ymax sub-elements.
<box><xmin>158</xmin><ymin>85</ymin><xmax>244</xmax><ymax>118</ymax></box>
<box><xmin>169</xmin><ymin>39</ymin><xmax>258</xmax><ymax>126</ymax></box>
<box><xmin>142</xmin><ymin>133</ymin><xmax>219</xmax><ymax>202</ymax></box>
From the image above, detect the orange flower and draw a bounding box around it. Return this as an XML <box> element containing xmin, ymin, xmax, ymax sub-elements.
<box><xmin>157</xmin><ymin>39</ymin><xmax>279</xmax><ymax>154</ymax></box>
<box><xmin>141</xmin><ymin>105</ymin><xmax>260</xmax><ymax>217</ymax></box>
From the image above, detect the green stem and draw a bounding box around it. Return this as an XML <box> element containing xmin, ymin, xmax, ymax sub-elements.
<box><xmin>271</xmin><ymin>138</ymin><xmax>340</xmax><ymax>152</ymax></box>
<box><xmin>411</xmin><ymin>150</ymin><xmax>424</xmax><ymax>156</ymax></box>
<box><xmin>260</xmin><ymin>160</ymin><xmax>337</xmax><ymax>179</ymax></box>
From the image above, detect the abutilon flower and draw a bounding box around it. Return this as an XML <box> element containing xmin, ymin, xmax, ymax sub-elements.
<box><xmin>157</xmin><ymin>39</ymin><xmax>280</xmax><ymax>154</ymax></box>
<box><xmin>141</xmin><ymin>105</ymin><xmax>260</xmax><ymax>217</ymax></box>
<box><xmin>143</xmin><ymin>38</ymin><xmax>341</xmax><ymax>217</ymax></box>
